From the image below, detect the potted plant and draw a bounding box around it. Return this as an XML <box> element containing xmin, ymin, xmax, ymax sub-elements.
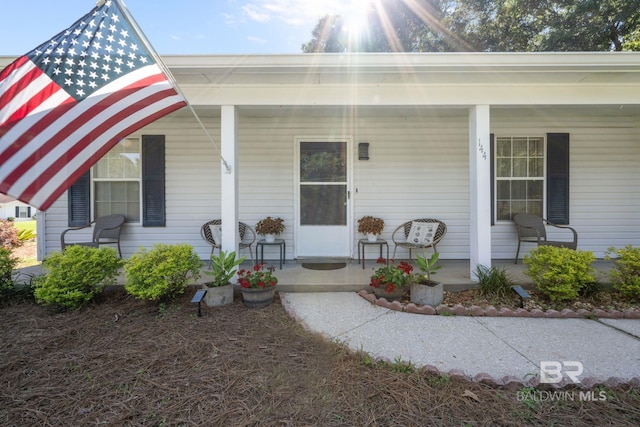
<box><xmin>358</xmin><ymin>216</ymin><xmax>385</xmax><ymax>242</ymax></box>
<box><xmin>203</xmin><ymin>250</ymin><xmax>245</xmax><ymax>307</ymax></box>
<box><xmin>411</xmin><ymin>252</ymin><xmax>443</xmax><ymax>306</ymax></box>
<box><xmin>255</xmin><ymin>217</ymin><xmax>285</xmax><ymax>243</ymax></box>
<box><xmin>237</xmin><ymin>263</ymin><xmax>278</xmax><ymax>308</ymax></box>
<box><xmin>369</xmin><ymin>257</ymin><xmax>413</xmax><ymax>300</ymax></box>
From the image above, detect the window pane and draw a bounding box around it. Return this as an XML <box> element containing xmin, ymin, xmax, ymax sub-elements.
<box><xmin>496</xmin><ymin>159</ymin><xmax>511</xmax><ymax>177</ymax></box>
<box><xmin>497</xmin><ymin>181</ymin><xmax>510</xmax><ymax>199</ymax></box>
<box><xmin>496</xmin><ymin>139</ymin><xmax>511</xmax><ymax>157</ymax></box>
<box><xmin>511</xmin><ymin>180</ymin><xmax>527</xmax><ymax>200</ymax></box>
<box><xmin>527</xmin><ymin>201</ymin><xmax>543</xmax><ymax>217</ymax></box>
<box><xmin>513</xmin><ymin>138</ymin><xmax>528</xmax><ymax>157</ymax></box>
<box><xmin>94</xmin><ymin>138</ymin><xmax>140</xmax><ymax>179</ymax></box>
<box><xmin>300</xmin><ymin>142</ymin><xmax>346</xmax><ymax>182</ymax></box>
<box><xmin>527</xmin><ymin>180</ymin><xmax>543</xmax><ymax>199</ymax></box>
<box><xmin>496</xmin><ymin>201</ymin><xmax>511</xmax><ymax>221</ymax></box>
<box><xmin>513</xmin><ymin>159</ymin><xmax>527</xmax><ymax>177</ymax></box>
<box><xmin>529</xmin><ymin>138</ymin><xmax>544</xmax><ymax>156</ymax></box>
<box><xmin>300</xmin><ymin>185</ymin><xmax>346</xmax><ymax>225</ymax></box>
<box><xmin>529</xmin><ymin>158</ymin><xmax>544</xmax><ymax>177</ymax></box>
<box><xmin>511</xmin><ymin>200</ymin><xmax>527</xmax><ymax>215</ymax></box>
<box><xmin>94</xmin><ymin>182</ymin><xmax>140</xmax><ymax>222</ymax></box>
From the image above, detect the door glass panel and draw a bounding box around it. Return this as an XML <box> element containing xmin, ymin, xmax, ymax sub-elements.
<box><xmin>300</xmin><ymin>142</ymin><xmax>346</xmax><ymax>182</ymax></box>
<box><xmin>300</xmin><ymin>185</ymin><xmax>346</xmax><ymax>225</ymax></box>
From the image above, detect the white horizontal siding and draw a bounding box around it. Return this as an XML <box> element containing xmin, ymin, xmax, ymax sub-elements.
<box><xmin>42</xmin><ymin>107</ymin><xmax>640</xmax><ymax>262</ymax></box>
<box><xmin>491</xmin><ymin>109</ymin><xmax>640</xmax><ymax>259</ymax></box>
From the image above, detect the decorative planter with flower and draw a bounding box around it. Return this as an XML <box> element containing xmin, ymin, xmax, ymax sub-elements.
<box><xmin>357</xmin><ymin>216</ymin><xmax>385</xmax><ymax>242</ymax></box>
<box><xmin>255</xmin><ymin>217</ymin><xmax>285</xmax><ymax>243</ymax></box>
<box><xmin>203</xmin><ymin>250</ymin><xmax>245</xmax><ymax>307</ymax></box>
<box><xmin>369</xmin><ymin>257</ymin><xmax>413</xmax><ymax>300</ymax></box>
<box><xmin>410</xmin><ymin>252</ymin><xmax>443</xmax><ymax>306</ymax></box>
<box><xmin>237</xmin><ymin>263</ymin><xmax>278</xmax><ymax>308</ymax></box>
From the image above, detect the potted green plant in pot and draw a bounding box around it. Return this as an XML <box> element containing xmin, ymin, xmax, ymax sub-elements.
<box><xmin>358</xmin><ymin>216</ymin><xmax>384</xmax><ymax>242</ymax></box>
<box><xmin>369</xmin><ymin>258</ymin><xmax>413</xmax><ymax>300</ymax></box>
<box><xmin>237</xmin><ymin>263</ymin><xmax>278</xmax><ymax>308</ymax></box>
<box><xmin>203</xmin><ymin>250</ymin><xmax>245</xmax><ymax>307</ymax></box>
<box><xmin>255</xmin><ymin>217</ymin><xmax>285</xmax><ymax>243</ymax></box>
<box><xmin>411</xmin><ymin>252</ymin><xmax>443</xmax><ymax>306</ymax></box>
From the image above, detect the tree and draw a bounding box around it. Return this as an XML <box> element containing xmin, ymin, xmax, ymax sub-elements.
<box><xmin>302</xmin><ymin>0</ymin><xmax>640</xmax><ymax>52</ymax></box>
<box><xmin>542</xmin><ymin>0</ymin><xmax>640</xmax><ymax>51</ymax></box>
<box><xmin>302</xmin><ymin>0</ymin><xmax>449</xmax><ymax>52</ymax></box>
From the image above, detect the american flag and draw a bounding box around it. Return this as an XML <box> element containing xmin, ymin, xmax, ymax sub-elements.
<box><xmin>0</xmin><ymin>0</ymin><xmax>186</xmax><ymax>210</ymax></box>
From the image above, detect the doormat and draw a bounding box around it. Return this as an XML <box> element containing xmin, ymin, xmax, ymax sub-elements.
<box><xmin>301</xmin><ymin>262</ymin><xmax>347</xmax><ymax>271</ymax></box>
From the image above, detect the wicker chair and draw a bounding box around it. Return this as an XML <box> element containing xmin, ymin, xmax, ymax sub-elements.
<box><xmin>513</xmin><ymin>213</ymin><xmax>578</xmax><ymax>264</ymax></box>
<box><xmin>392</xmin><ymin>218</ymin><xmax>447</xmax><ymax>260</ymax></box>
<box><xmin>60</xmin><ymin>214</ymin><xmax>126</xmax><ymax>257</ymax></box>
<box><xmin>200</xmin><ymin>219</ymin><xmax>256</xmax><ymax>266</ymax></box>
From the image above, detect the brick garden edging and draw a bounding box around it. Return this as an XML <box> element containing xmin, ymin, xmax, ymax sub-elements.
<box><xmin>357</xmin><ymin>290</ymin><xmax>640</xmax><ymax>319</ymax></box>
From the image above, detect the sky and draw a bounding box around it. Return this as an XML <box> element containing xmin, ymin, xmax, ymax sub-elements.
<box><xmin>0</xmin><ymin>0</ymin><xmax>371</xmax><ymax>56</ymax></box>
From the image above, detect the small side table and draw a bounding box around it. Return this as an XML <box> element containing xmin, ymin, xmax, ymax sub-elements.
<box><xmin>256</xmin><ymin>239</ymin><xmax>286</xmax><ymax>269</ymax></box>
<box><xmin>358</xmin><ymin>238</ymin><xmax>389</xmax><ymax>270</ymax></box>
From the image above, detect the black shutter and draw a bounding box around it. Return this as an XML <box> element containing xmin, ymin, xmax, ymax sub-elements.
<box><xmin>27</xmin><ymin>207</ymin><xmax>31</xmax><ymax>218</ymax></box>
<box><xmin>546</xmin><ymin>133</ymin><xmax>570</xmax><ymax>224</ymax></box>
<box><xmin>15</xmin><ymin>206</ymin><xmax>19</xmax><ymax>218</ymax></box>
<box><xmin>490</xmin><ymin>134</ymin><xmax>495</xmax><ymax>225</ymax></box>
<box><xmin>67</xmin><ymin>170</ymin><xmax>91</xmax><ymax>226</ymax></box>
<box><xmin>142</xmin><ymin>135</ymin><xmax>166</xmax><ymax>227</ymax></box>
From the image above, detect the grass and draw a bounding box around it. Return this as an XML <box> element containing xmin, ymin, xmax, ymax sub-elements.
<box><xmin>13</xmin><ymin>219</ymin><xmax>36</xmax><ymax>234</ymax></box>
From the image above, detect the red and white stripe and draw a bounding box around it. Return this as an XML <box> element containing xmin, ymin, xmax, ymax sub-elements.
<box><xmin>0</xmin><ymin>57</ymin><xmax>185</xmax><ymax>210</ymax></box>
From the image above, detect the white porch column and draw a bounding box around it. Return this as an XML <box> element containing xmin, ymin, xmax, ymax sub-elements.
<box><xmin>220</xmin><ymin>105</ymin><xmax>239</xmax><ymax>253</ymax></box>
<box><xmin>469</xmin><ymin>105</ymin><xmax>492</xmax><ymax>278</ymax></box>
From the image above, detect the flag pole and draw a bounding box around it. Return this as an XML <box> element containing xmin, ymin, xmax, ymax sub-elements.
<box><xmin>114</xmin><ymin>0</ymin><xmax>232</xmax><ymax>174</ymax></box>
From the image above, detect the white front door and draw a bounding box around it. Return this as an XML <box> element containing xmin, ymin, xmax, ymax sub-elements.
<box><xmin>296</xmin><ymin>139</ymin><xmax>351</xmax><ymax>257</ymax></box>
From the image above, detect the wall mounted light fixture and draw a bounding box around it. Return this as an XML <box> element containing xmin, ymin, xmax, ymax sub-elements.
<box><xmin>358</xmin><ymin>142</ymin><xmax>369</xmax><ymax>160</ymax></box>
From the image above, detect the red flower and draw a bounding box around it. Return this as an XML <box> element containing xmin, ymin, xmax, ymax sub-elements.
<box><xmin>384</xmin><ymin>283</ymin><xmax>396</xmax><ymax>293</ymax></box>
<box><xmin>398</xmin><ymin>262</ymin><xmax>413</xmax><ymax>275</ymax></box>
<box><xmin>376</xmin><ymin>257</ymin><xmax>386</xmax><ymax>265</ymax></box>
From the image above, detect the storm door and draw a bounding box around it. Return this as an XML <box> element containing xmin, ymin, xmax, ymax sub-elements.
<box><xmin>296</xmin><ymin>140</ymin><xmax>350</xmax><ymax>257</ymax></box>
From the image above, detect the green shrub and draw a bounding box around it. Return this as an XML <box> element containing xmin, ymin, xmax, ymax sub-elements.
<box><xmin>124</xmin><ymin>244</ymin><xmax>202</xmax><ymax>302</ymax></box>
<box><xmin>0</xmin><ymin>247</ymin><xmax>19</xmax><ymax>303</ymax></box>
<box><xmin>17</xmin><ymin>228</ymin><xmax>36</xmax><ymax>242</ymax></box>
<box><xmin>605</xmin><ymin>245</ymin><xmax>640</xmax><ymax>301</ymax></box>
<box><xmin>34</xmin><ymin>246</ymin><xmax>123</xmax><ymax>310</ymax></box>
<box><xmin>523</xmin><ymin>246</ymin><xmax>596</xmax><ymax>302</ymax></box>
<box><xmin>474</xmin><ymin>264</ymin><xmax>514</xmax><ymax>298</ymax></box>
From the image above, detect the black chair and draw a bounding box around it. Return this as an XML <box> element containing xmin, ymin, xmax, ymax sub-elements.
<box><xmin>61</xmin><ymin>214</ymin><xmax>126</xmax><ymax>257</ymax></box>
<box><xmin>513</xmin><ymin>213</ymin><xmax>578</xmax><ymax>264</ymax></box>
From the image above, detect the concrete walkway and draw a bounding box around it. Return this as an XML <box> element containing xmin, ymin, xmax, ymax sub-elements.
<box><xmin>281</xmin><ymin>292</ymin><xmax>640</xmax><ymax>387</ymax></box>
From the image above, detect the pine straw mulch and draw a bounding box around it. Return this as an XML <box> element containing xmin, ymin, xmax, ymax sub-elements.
<box><xmin>2</xmin><ymin>290</ymin><xmax>640</xmax><ymax>427</ymax></box>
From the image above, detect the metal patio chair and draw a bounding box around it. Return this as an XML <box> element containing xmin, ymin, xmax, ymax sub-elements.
<box><xmin>513</xmin><ymin>213</ymin><xmax>578</xmax><ymax>264</ymax></box>
<box><xmin>392</xmin><ymin>218</ymin><xmax>447</xmax><ymax>260</ymax></box>
<box><xmin>200</xmin><ymin>219</ymin><xmax>256</xmax><ymax>266</ymax></box>
<box><xmin>61</xmin><ymin>214</ymin><xmax>126</xmax><ymax>257</ymax></box>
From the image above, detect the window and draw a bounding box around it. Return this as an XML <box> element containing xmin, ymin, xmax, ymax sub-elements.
<box><xmin>16</xmin><ymin>206</ymin><xmax>30</xmax><ymax>218</ymax></box>
<box><xmin>68</xmin><ymin>135</ymin><xmax>165</xmax><ymax>227</ymax></box>
<box><xmin>495</xmin><ymin>136</ymin><xmax>544</xmax><ymax>221</ymax></box>
<box><xmin>93</xmin><ymin>137</ymin><xmax>141</xmax><ymax>222</ymax></box>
